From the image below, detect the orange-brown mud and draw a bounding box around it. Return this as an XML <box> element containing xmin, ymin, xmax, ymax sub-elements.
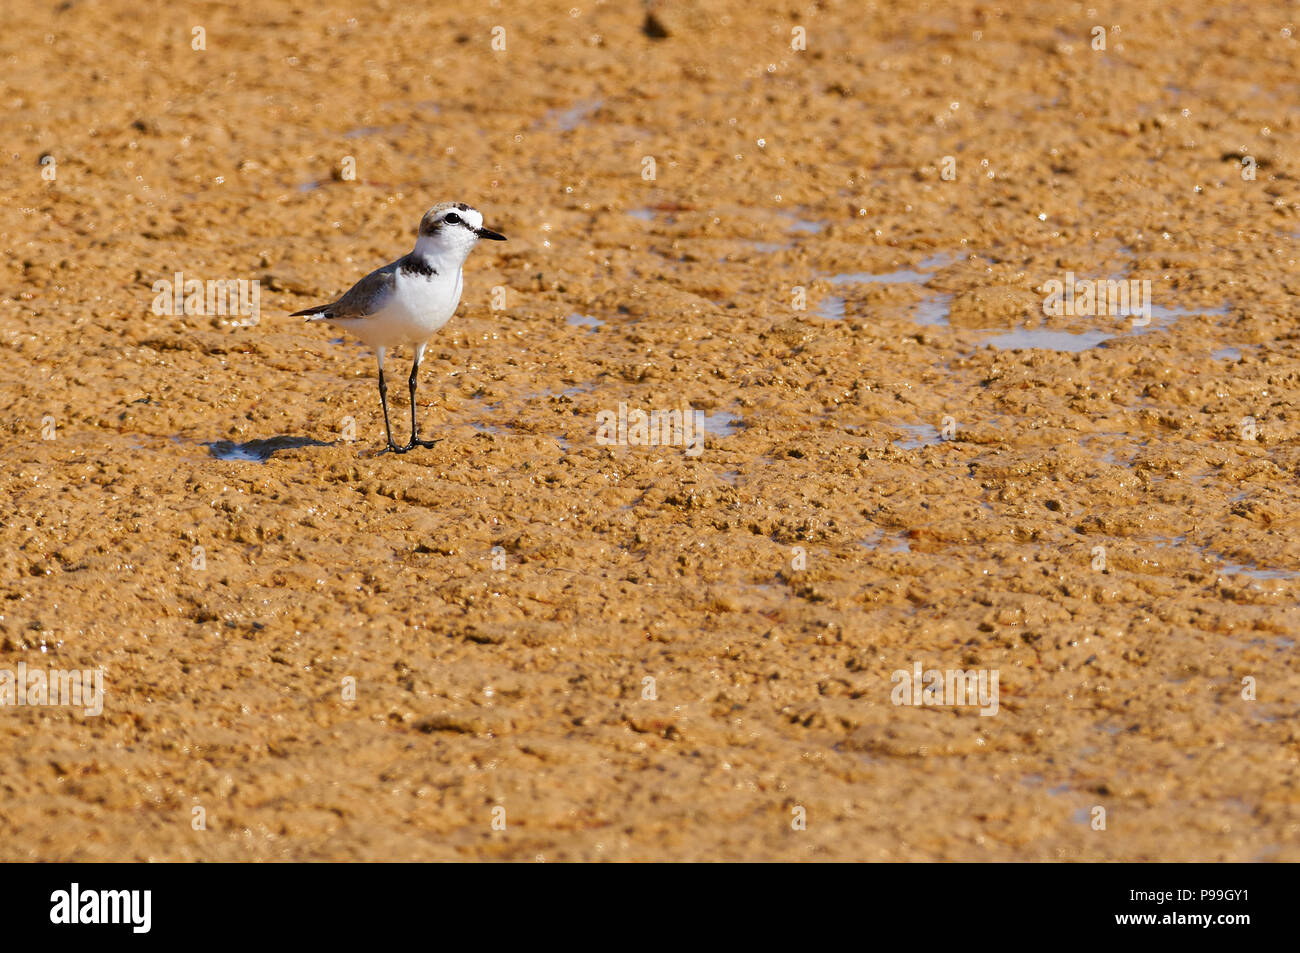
<box><xmin>1</xmin><ymin>1</ymin><xmax>1298</xmax><ymax>860</ymax></box>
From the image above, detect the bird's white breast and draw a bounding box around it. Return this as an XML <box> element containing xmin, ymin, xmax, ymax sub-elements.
<box><xmin>361</xmin><ymin>268</ymin><xmax>462</xmax><ymax>348</ymax></box>
<box><xmin>395</xmin><ymin>266</ymin><xmax>462</xmax><ymax>329</ymax></box>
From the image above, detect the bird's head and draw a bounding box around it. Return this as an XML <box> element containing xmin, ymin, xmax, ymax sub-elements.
<box><xmin>416</xmin><ymin>202</ymin><xmax>506</xmax><ymax>259</ymax></box>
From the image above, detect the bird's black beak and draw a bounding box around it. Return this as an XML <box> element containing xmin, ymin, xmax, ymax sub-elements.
<box><xmin>476</xmin><ymin>226</ymin><xmax>507</xmax><ymax>241</ymax></box>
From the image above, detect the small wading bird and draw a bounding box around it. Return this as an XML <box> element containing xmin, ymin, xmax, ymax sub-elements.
<box><xmin>292</xmin><ymin>202</ymin><xmax>506</xmax><ymax>453</ymax></box>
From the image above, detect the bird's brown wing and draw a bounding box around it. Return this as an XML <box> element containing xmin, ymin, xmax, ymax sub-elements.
<box><xmin>293</xmin><ymin>262</ymin><xmax>397</xmax><ymax>320</ymax></box>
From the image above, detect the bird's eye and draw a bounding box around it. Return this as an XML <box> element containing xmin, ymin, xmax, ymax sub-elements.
<box><xmin>443</xmin><ymin>212</ymin><xmax>461</xmax><ymax>225</ymax></box>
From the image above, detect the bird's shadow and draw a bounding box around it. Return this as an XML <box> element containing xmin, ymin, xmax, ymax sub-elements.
<box><xmin>205</xmin><ymin>435</ymin><xmax>335</xmax><ymax>462</ymax></box>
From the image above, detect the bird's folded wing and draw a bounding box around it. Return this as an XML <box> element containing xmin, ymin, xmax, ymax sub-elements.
<box><xmin>328</xmin><ymin>265</ymin><xmax>397</xmax><ymax>319</ymax></box>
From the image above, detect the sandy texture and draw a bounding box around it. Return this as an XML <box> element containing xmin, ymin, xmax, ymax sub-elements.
<box><xmin>1</xmin><ymin>1</ymin><xmax>1298</xmax><ymax>860</ymax></box>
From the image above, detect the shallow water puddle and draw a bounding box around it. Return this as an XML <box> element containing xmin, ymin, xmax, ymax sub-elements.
<box><xmin>986</xmin><ymin>327</ymin><xmax>1116</xmax><ymax>351</ymax></box>
<box><xmin>539</xmin><ymin>98</ymin><xmax>604</xmax><ymax>131</ymax></box>
<box><xmin>566</xmin><ymin>312</ymin><xmax>604</xmax><ymax>331</ymax></box>
<box><xmin>523</xmin><ymin>383</ymin><xmax>597</xmax><ymax>401</ymax></box>
<box><xmin>782</xmin><ymin>213</ymin><xmax>826</xmax><ymax>235</ymax></box>
<box><xmin>815</xmin><ymin>296</ymin><xmax>845</xmax><ymax>321</ymax></box>
<box><xmin>914</xmin><ymin>294</ymin><xmax>954</xmax><ymax>326</ymax></box>
<box><xmin>894</xmin><ymin>289</ymin><xmax>1228</xmax><ymax>348</ymax></box>
<box><xmin>1144</xmin><ymin>534</ymin><xmax>1297</xmax><ymax>581</ymax></box>
<box><xmin>1130</xmin><ymin>302</ymin><xmax>1228</xmax><ymax>330</ymax></box>
<box><xmin>983</xmin><ymin>302</ymin><xmax>1229</xmax><ymax>352</ymax></box>
<box><xmin>1079</xmin><ymin>432</ymin><xmax>1147</xmax><ymax>467</ymax></box>
<box><xmin>817</xmin><ymin>253</ymin><xmax>954</xmax><ymax>321</ymax></box>
<box><xmin>699</xmin><ymin>411</ymin><xmax>742</xmax><ymax>436</ymax></box>
<box><xmin>859</xmin><ymin>529</ymin><xmax>912</xmax><ymax>553</ymax></box>
<box><xmin>745</xmin><ymin>240</ymin><xmax>791</xmax><ymax>253</ymax></box>
<box><xmin>1218</xmin><ymin>563</ymin><xmax>1298</xmax><ymax>581</ymax></box>
<box><xmin>828</xmin><ymin>252</ymin><xmax>955</xmax><ymax>287</ymax></box>
<box><xmin>893</xmin><ymin>423</ymin><xmax>942</xmax><ymax>449</ymax></box>
<box><xmin>859</xmin><ymin>529</ymin><xmax>883</xmax><ymax>548</ymax></box>
<box><xmin>830</xmin><ymin>268</ymin><xmax>930</xmax><ymax>286</ymax></box>
<box><xmin>342</xmin><ymin>124</ymin><xmax>408</xmax><ymax>139</ymax></box>
<box><xmin>708</xmin><ymin>236</ymin><xmax>794</xmax><ymax>263</ymax></box>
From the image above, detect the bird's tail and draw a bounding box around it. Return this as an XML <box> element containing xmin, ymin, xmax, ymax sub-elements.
<box><xmin>291</xmin><ymin>303</ymin><xmax>333</xmax><ymax>320</ymax></box>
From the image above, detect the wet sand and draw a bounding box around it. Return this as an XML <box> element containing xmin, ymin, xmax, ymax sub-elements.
<box><xmin>1</xmin><ymin>1</ymin><xmax>1298</xmax><ymax>860</ymax></box>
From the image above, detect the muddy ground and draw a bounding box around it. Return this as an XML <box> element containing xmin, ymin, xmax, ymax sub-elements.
<box><xmin>1</xmin><ymin>1</ymin><xmax>1298</xmax><ymax>860</ymax></box>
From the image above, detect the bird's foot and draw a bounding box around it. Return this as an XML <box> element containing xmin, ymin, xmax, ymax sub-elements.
<box><xmin>379</xmin><ymin>437</ymin><xmax>437</xmax><ymax>455</ymax></box>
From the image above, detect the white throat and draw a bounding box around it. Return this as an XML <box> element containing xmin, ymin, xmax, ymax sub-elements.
<box><xmin>412</xmin><ymin>233</ymin><xmax>473</xmax><ymax>272</ymax></box>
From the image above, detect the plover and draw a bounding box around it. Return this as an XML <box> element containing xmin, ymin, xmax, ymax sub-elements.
<box><xmin>292</xmin><ymin>202</ymin><xmax>506</xmax><ymax>453</ymax></box>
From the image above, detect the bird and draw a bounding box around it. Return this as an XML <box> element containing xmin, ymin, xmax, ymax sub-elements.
<box><xmin>292</xmin><ymin>202</ymin><xmax>506</xmax><ymax>454</ymax></box>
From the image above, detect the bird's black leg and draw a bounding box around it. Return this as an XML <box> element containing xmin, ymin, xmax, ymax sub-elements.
<box><xmin>405</xmin><ymin>343</ymin><xmax>438</xmax><ymax>450</ymax></box>
<box><xmin>376</xmin><ymin>349</ymin><xmax>407</xmax><ymax>454</ymax></box>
